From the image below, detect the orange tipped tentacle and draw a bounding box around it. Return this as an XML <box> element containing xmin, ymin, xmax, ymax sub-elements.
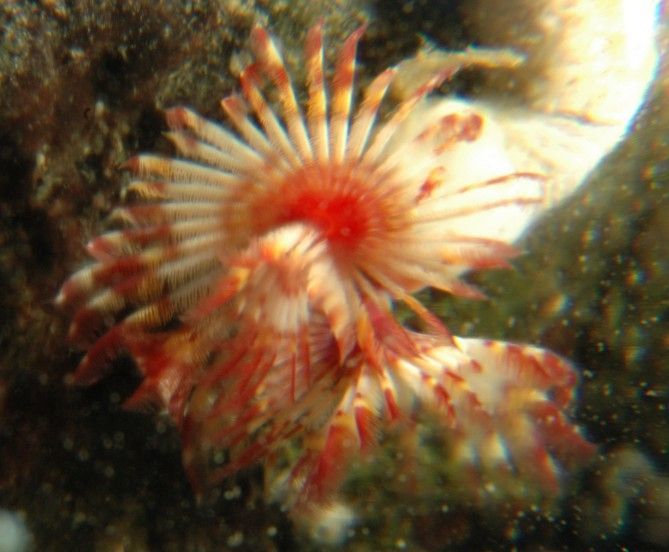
<box><xmin>424</xmin><ymin>371</ymin><xmax>458</xmax><ymax>426</ymax></box>
<box><xmin>209</xmin><ymin>348</ymin><xmax>277</xmax><ymax>419</ymax></box>
<box><xmin>121</xmin><ymin>329</ymin><xmax>202</xmax><ymax>422</ymax></box>
<box><xmin>359</xmin><ymin>292</ymin><xmax>419</xmax><ymax>360</ymax></box>
<box><xmin>85</xmin><ymin>219</ymin><xmax>223</xmax><ymax>265</ymax></box>
<box><xmin>120</xmin><ymin>293</ymin><xmax>183</xmax><ymax>330</ymax></box>
<box><xmin>86</xmin><ymin>225</ymin><xmax>171</xmax><ymax>261</ymax></box>
<box><xmin>67</xmin><ymin>231</ymin><xmax>222</xmax><ymax>346</ymax></box>
<box><xmin>98</xmin><ymin>219</ymin><xmax>220</xmax><ymax>258</ymax></box>
<box><xmin>377</xmin><ymin>368</ymin><xmax>401</xmax><ymax>421</ymax></box>
<box><xmin>124</xmin><ymin>154</ymin><xmax>242</xmax><ymax>187</ymax></box>
<box><xmin>165</xmin><ymin>106</ymin><xmax>266</xmax><ymax>169</ymax></box>
<box><xmin>300</xmin><ymin>410</ymin><xmax>358</xmax><ymax>504</ymax></box>
<box><xmin>353</xmin><ymin>397</ymin><xmax>378</xmax><ymax>450</ymax></box>
<box><xmin>362</xmin><ymin>68</ymin><xmax>456</xmax><ymax>166</ymax></box>
<box><xmin>185</xmin><ymin>267</ymin><xmax>248</xmax><ymax>321</ymax></box>
<box><xmin>164</xmin><ymin>131</ymin><xmax>271</xmax><ymax>180</ymax></box>
<box><xmin>237</xmin><ymin>66</ymin><xmax>302</xmax><ymax>170</ymax></box>
<box><xmin>110</xmin><ymin>202</ymin><xmax>221</xmax><ymax>227</ymax></box>
<box><xmin>250</xmin><ymin>26</ymin><xmax>313</xmax><ymax>162</ymax></box>
<box><xmin>528</xmin><ymin>401</ymin><xmax>596</xmax><ymax>464</ymax></box>
<box><xmin>61</xmin><ymin>255</ymin><xmax>148</xmax><ymax>316</ymax></box>
<box><xmin>298</xmin><ymin>322</ymin><xmax>312</xmax><ymax>389</ymax></box>
<box><xmin>418</xmin><ymin>172</ymin><xmax>546</xmax><ymax>218</ymax></box>
<box><xmin>72</xmin><ymin>325</ymin><xmax>128</xmax><ymax>384</ymax></box>
<box><xmin>56</xmin><ymin>271</ymin><xmax>94</xmax><ymax>310</ymax></box>
<box><xmin>413</xmin><ymin>193</ymin><xmax>543</xmax><ymax>225</ymax></box>
<box><xmin>350</xmin><ymin>368</ymin><xmax>384</xmax><ymax>449</ymax></box>
<box><xmin>305</xmin><ymin>22</ymin><xmax>329</xmax><ymax>163</ymax></box>
<box><xmin>219</xmin><ymin>94</ymin><xmax>293</xmax><ymax>171</ymax></box>
<box><xmin>346</xmin><ymin>68</ymin><xmax>396</xmax><ymax>162</ymax></box>
<box><xmin>330</xmin><ymin>25</ymin><xmax>366</xmax><ymax>164</ymax></box>
<box><xmin>196</xmin><ymin>325</ymin><xmax>259</xmax><ymax>392</ymax></box>
<box><xmin>438</xmin><ymin>236</ymin><xmax>519</xmax><ymax>270</ymax></box>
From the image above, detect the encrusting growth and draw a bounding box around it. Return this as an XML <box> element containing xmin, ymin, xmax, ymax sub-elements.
<box><xmin>58</xmin><ymin>23</ymin><xmax>594</xmax><ymax>511</ymax></box>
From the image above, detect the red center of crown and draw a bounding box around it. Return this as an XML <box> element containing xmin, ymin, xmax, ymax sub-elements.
<box><xmin>262</xmin><ymin>164</ymin><xmax>378</xmax><ymax>252</ymax></box>
<box><xmin>282</xmin><ymin>189</ymin><xmax>368</xmax><ymax>249</ymax></box>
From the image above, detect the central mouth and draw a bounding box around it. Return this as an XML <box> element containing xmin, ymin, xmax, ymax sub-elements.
<box><xmin>252</xmin><ymin>163</ymin><xmax>394</xmax><ymax>257</ymax></box>
<box><xmin>279</xmin><ymin>187</ymin><xmax>370</xmax><ymax>248</ymax></box>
